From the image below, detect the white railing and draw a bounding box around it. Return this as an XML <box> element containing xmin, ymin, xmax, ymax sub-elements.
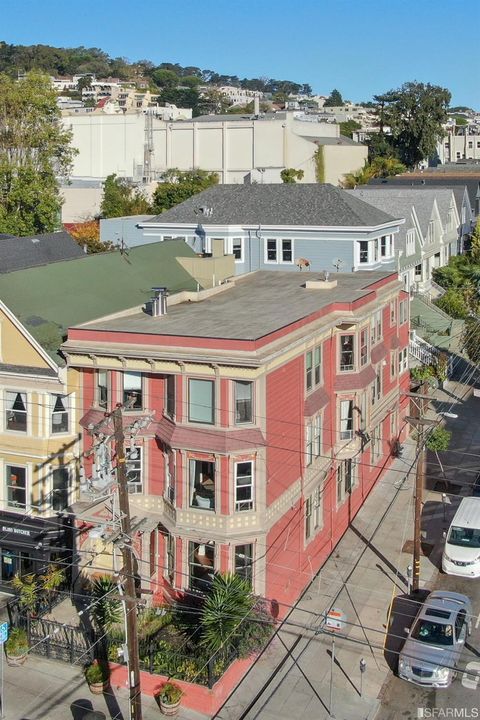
<box><xmin>409</xmin><ymin>332</ymin><xmax>440</xmax><ymax>366</ymax></box>
<box><xmin>430</xmin><ymin>279</ymin><xmax>446</xmax><ymax>298</ymax></box>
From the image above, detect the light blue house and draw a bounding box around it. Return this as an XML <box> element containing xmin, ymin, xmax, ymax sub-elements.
<box><xmin>135</xmin><ymin>184</ymin><xmax>404</xmax><ymax>275</ymax></box>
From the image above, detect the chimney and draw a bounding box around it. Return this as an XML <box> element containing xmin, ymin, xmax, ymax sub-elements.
<box><xmin>151</xmin><ymin>287</ymin><xmax>168</xmax><ymax>316</ymax></box>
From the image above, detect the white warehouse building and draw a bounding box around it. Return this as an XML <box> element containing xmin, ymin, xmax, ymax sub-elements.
<box><xmin>63</xmin><ymin>110</ymin><xmax>367</xmax><ymax>187</ymax></box>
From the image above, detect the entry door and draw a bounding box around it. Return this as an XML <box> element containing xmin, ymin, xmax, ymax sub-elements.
<box><xmin>1</xmin><ymin>549</ymin><xmax>17</xmax><ymax>581</ymax></box>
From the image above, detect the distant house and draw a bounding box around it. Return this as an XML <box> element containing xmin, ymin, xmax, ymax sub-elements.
<box><xmin>136</xmin><ymin>183</ymin><xmax>404</xmax><ymax>275</ymax></box>
<box><xmin>0</xmin><ymin>230</ymin><xmax>84</xmax><ymax>273</ymax></box>
<box><xmin>347</xmin><ymin>188</ymin><xmax>460</xmax><ymax>292</ymax></box>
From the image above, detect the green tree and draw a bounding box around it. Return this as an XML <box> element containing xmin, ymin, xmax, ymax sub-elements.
<box><xmin>339</xmin><ymin>119</ymin><xmax>361</xmax><ymax>138</ymax></box>
<box><xmin>324</xmin><ymin>89</ymin><xmax>343</xmax><ymax>107</ymax></box>
<box><xmin>435</xmin><ymin>288</ymin><xmax>470</xmax><ymax>319</ymax></box>
<box><xmin>342</xmin><ymin>156</ymin><xmax>406</xmax><ymax>188</ymax></box>
<box><xmin>151</xmin><ymin>169</ymin><xmax>218</xmax><ymax>214</ymax></box>
<box><xmin>469</xmin><ymin>219</ymin><xmax>480</xmax><ymax>264</ymax></box>
<box><xmin>462</xmin><ymin>317</ymin><xmax>480</xmax><ymax>364</ymax></box>
<box><xmin>382</xmin><ymin>82</ymin><xmax>451</xmax><ymax>168</ymax></box>
<box><xmin>151</xmin><ymin>68</ymin><xmax>179</xmax><ymax>90</ymax></box>
<box><xmin>280</xmin><ymin>168</ymin><xmax>304</xmax><ymax>183</ymax></box>
<box><xmin>76</xmin><ymin>75</ymin><xmax>93</xmax><ymax>92</ymax></box>
<box><xmin>100</xmin><ymin>174</ymin><xmax>151</xmax><ymax>218</ymax></box>
<box><xmin>0</xmin><ymin>71</ymin><xmax>76</xmax><ymax>235</ymax></box>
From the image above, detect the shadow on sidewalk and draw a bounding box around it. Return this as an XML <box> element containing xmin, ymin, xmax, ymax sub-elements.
<box><xmin>384</xmin><ymin>591</ymin><xmax>429</xmax><ymax>673</ymax></box>
<box><xmin>350</xmin><ymin>525</ymin><xmax>408</xmax><ymax>586</ymax></box>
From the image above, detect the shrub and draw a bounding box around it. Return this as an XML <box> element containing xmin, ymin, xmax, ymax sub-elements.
<box><xmin>156</xmin><ymin>681</ymin><xmax>183</xmax><ymax>705</ymax></box>
<box><xmin>85</xmin><ymin>660</ymin><xmax>110</xmax><ymax>684</ymax></box>
<box><xmin>5</xmin><ymin>627</ymin><xmax>28</xmax><ymax>656</ymax></box>
<box><xmin>90</xmin><ymin>575</ymin><xmax>122</xmax><ymax>630</ymax></box>
<box><xmin>426</xmin><ymin>427</ymin><xmax>451</xmax><ymax>452</ymax></box>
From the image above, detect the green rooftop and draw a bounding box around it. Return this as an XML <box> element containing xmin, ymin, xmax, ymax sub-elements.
<box><xmin>0</xmin><ymin>240</ymin><xmax>198</xmax><ymax>362</ymax></box>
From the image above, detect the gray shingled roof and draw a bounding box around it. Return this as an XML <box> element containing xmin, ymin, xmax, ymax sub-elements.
<box><xmin>146</xmin><ymin>184</ymin><xmax>399</xmax><ymax>228</ymax></box>
<box><xmin>368</xmin><ymin>176</ymin><xmax>478</xmax><ymax>214</ymax></box>
<box><xmin>0</xmin><ymin>230</ymin><xmax>84</xmax><ymax>273</ymax></box>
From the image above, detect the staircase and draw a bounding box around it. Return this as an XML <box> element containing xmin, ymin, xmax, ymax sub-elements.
<box><xmin>409</xmin><ymin>331</ymin><xmax>440</xmax><ymax>366</ymax></box>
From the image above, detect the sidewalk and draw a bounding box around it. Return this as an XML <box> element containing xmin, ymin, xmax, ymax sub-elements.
<box><xmin>2</xmin><ymin>381</ymin><xmax>475</xmax><ymax>720</ymax></box>
<box><xmin>213</xmin><ymin>379</ymin><xmax>474</xmax><ymax>720</ymax></box>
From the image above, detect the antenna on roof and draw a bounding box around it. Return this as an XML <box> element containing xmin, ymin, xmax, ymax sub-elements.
<box><xmin>332</xmin><ymin>258</ymin><xmax>344</xmax><ymax>272</ymax></box>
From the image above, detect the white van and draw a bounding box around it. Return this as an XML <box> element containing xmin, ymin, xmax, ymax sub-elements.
<box><xmin>442</xmin><ymin>497</ymin><xmax>480</xmax><ymax>577</ymax></box>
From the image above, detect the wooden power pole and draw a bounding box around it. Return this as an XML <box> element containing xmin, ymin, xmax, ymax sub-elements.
<box><xmin>412</xmin><ymin>381</ymin><xmax>429</xmax><ymax>593</ymax></box>
<box><xmin>112</xmin><ymin>405</ymin><xmax>143</xmax><ymax>720</ymax></box>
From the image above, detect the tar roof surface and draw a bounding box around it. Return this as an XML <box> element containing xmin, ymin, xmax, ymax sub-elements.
<box><xmin>79</xmin><ymin>270</ymin><xmax>395</xmax><ymax>341</ymax></box>
<box><xmin>146</xmin><ymin>184</ymin><xmax>399</xmax><ymax>228</ymax></box>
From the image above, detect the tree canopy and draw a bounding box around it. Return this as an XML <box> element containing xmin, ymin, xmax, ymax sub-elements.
<box><xmin>151</xmin><ymin>169</ymin><xmax>219</xmax><ymax>214</ymax></box>
<box><xmin>0</xmin><ymin>71</ymin><xmax>76</xmax><ymax>235</ymax></box>
<box><xmin>100</xmin><ymin>174</ymin><xmax>151</xmax><ymax>218</ymax></box>
<box><xmin>324</xmin><ymin>89</ymin><xmax>343</xmax><ymax>107</ymax></box>
<box><xmin>382</xmin><ymin>82</ymin><xmax>451</xmax><ymax>168</ymax></box>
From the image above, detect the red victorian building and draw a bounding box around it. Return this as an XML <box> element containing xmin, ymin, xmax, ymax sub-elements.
<box><xmin>63</xmin><ymin>270</ymin><xmax>410</xmax><ymax>614</ymax></box>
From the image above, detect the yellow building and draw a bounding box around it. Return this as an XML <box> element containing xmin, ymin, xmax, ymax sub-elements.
<box><xmin>0</xmin><ymin>299</ymin><xmax>80</xmax><ymax>590</ymax></box>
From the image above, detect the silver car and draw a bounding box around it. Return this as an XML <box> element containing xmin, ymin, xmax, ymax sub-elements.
<box><xmin>398</xmin><ymin>590</ymin><xmax>472</xmax><ymax>687</ymax></box>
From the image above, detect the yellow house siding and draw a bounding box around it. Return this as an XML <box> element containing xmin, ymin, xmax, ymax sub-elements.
<box><xmin>0</xmin><ymin>310</ymin><xmax>53</xmax><ymax>369</ymax></box>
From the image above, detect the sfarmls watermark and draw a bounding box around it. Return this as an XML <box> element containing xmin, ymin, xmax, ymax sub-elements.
<box><xmin>418</xmin><ymin>710</ymin><xmax>479</xmax><ymax>719</ymax></box>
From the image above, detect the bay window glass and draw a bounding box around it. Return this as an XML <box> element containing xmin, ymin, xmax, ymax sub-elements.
<box><xmin>188</xmin><ymin>379</ymin><xmax>215</xmax><ymax>424</ymax></box>
<box><xmin>51</xmin><ymin>394</ymin><xmax>69</xmax><ymax>433</ymax></box>
<box><xmin>6</xmin><ymin>465</ymin><xmax>27</xmax><ymax>509</ymax></box>
<box><xmin>306</xmin><ymin>422</ymin><xmax>313</xmax><ymax>466</ymax></box>
<box><xmin>189</xmin><ymin>541</ymin><xmax>214</xmax><ymax>591</ymax></box>
<box><xmin>51</xmin><ymin>467</ymin><xmax>69</xmax><ymax>511</ymax></box>
<box><xmin>306</xmin><ymin>350</ymin><xmax>313</xmax><ymax>391</ymax></box>
<box><xmin>359</xmin><ymin>241</ymin><xmax>369</xmax><ymax>263</ymax></box>
<box><xmin>126</xmin><ymin>447</ymin><xmax>142</xmax><ymax>493</ymax></box>
<box><xmin>340</xmin><ymin>335</ymin><xmax>355</xmax><ymax>371</ymax></box>
<box><xmin>360</xmin><ymin>328</ymin><xmax>368</xmax><ymax>366</ymax></box>
<box><xmin>234</xmin><ymin>544</ymin><xmax>253</xmax><ymax>586</ymax></box>
<box><xmin>123</xmin><ymin>372</ymin><xmax>142</xmax><ymax>409</ymax></box>
<box><xmin>340</xmin><ymin>400</ymin><xmax>353</xmax><ymax>440</ymax></box>
<box><xmin>6</xmin><ymin>391</ymin><xmax>27</xmax><ymax>432</ymax></box>
<box><xmin>97</xmin><ymin>370</ymin><xmax>108</xmax><ymax>409</ymax></box>
<box><xmin>234</xmin><ymin>381</ymin><xmax>253</xmax><ymax>424</ymax></box>
<box><xmin>165</xmin><ymin>375</ymin><xmax>175</xmax><ymax>418</ymax></box>
<box><xmin>235</xmin><ymin>461</ymin><xmax>253</xmax><ymax>511</ymax></box>
<box><xmin>189</xmin><ymin>459</ymin><xmax>215</xmax><ymax>510</ymax></box>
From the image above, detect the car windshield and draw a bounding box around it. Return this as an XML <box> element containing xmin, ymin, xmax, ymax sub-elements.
<box><xmin>411</xmin><ymin>619</ymin><xmax>454</xmax><ymax>646</ymax></box>
<box><xmin>448</xmin><ymin>526</ymin><xmax>480</xmax><ymax>549</ymax></box>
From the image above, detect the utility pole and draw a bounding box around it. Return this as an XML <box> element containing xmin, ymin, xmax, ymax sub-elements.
<box><xmin>112</xmin><ymin>405</ymin><xmax>143</xmax><ymax>720</ymax></box>
<box><xmin>412</xmin><ymin>381</ymin><xmax>429</xmax><ymax>593</ymax></box>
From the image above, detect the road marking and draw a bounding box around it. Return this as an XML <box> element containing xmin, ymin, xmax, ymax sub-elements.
<box><xmin>475</xmin><ymin>611</ymin><xmax>480</xmax><ymax>629</ymax></box>
<box><xmin>462</xmin><ymin>661</ymin><xmax>480</xmax><ymax>689</ymax></box>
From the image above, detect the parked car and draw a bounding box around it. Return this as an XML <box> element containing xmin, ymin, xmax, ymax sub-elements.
<box><xmin>398</xmin><ymin>591</ymin><xmax>472</xmax><ymax>687</ymax></box>
<box><xmin>442</xmin><ymin>497</ymin><xmax>480</xmax><ymax>577</ymax></box>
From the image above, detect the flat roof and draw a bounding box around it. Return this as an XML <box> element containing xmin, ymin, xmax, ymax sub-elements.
<box><xmin>76</xmin><ymin>270</ymin><xmax>396</xmax><ymax>342</ymax></box>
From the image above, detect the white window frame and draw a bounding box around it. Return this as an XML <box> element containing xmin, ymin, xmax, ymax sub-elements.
<box><xmin>399</xmin><ymin>299</ymin><xmax>409</xmax><ymax>325</ymax></box>
<box><xmin>234</xmin><ymin>543</ymin><xmax>253</xmax><ymax>586</ymax></box>
<box><xmin>234</xmin><ymin>460</ymin><xmax>254</xmax><ymax>512</ymax></box>
<box><xmin>371</xmin><ymin>367</ymin><xmax>382</xmax><ymax>406</ymax></box>
<box><xmin>399</xmin><ymin>347</ymin><xmax>408</xmax><ymax>374</ymax></box>
<box><xmin>51</xmin><ymin>394</ymin><xmax>70</xmax><ymax>435</ymax></box>
<box><xmin>123</xmin><ymin>371</ymin><xmax>143</xmax><ymax>410</ymax></box>
<box><xmin>126</xmin><ymin>445</ymin><xmax>143</xmax><ymax>493</ymax></box>
<box><xmin>336</xmin><ymin>459</ymin><xmax>353</xmax><ymax>505</ymax></box>
<box><xmin>358</xmin><ymin>240</ymin><xmax>369</xmax><ymax>264</ymax></box>
<box><xmin>339</xmin><ymin>334</ymin><xmax>355</xmax><ymax>372</ymax></box>
<box><xmin>339</xmin><ymin>399</ymin><xmax>354</xmax><ymax>441</ymax></box>
<box><xmin>390</xmin><ymin>300</ymin><xmax>396</xmax><ymax>326</ymax></box>
<box><xmin>264</xmin><ymin>238</ymin><xmax>294</xmax><ymax>264</ymax></box>
<box><xmin>234</xmin><ymin>380</ymin><xmax>254</xmax><ymax>425</ymax></box>
<box><xmin>5</xmin><ymin>390</ymin><xmax>28</xmax><ymax>434</ymax></box>
<box><xmin>96</xmin><ymin>370</ymin><xmax>108</xmax><ymax>409</ymax></box>
<box><xmin>360</xmin><ymin>327</ymin><xmax>369</xmax><ymax>367</ymax></box>
<box><xmin>5</xmin><ymin>463</ymin><xmax>29</xmax><ymax>511</ymax></box>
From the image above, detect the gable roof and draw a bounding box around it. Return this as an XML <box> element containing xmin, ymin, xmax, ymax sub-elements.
<box><xmin>145</xmin><ymin>184</ymin><xmax>399</xmax><ymax>229</ymax></box>
<box><xmin>0</xmin><ymin>240</ymin><xmax>198</xmax><ymax>363</ymax></box>
<box><xmin>368</xmin><ymin>175</ymin><xmax>478</xmax><ymax>214</ymax></box>
<box><xmin>0</xmin><ymin>230</ymin><xmax>85</xmax><ymax>273</ymax></box>
<box><xmin>347</xmin><ymin>187</ymin><xmax>449</xmax><ymax>238</ymax></box>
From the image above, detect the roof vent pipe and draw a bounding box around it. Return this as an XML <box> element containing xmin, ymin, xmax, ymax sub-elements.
<box><xmin>151</xmin><ymin>287</ymin><xmax>168</xmax><ymax>316</ymax></box>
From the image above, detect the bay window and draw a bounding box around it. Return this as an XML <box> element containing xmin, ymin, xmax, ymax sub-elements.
<box><xmin>123</xmin><ymin>372</ymin><xmax>143</xmax><ymax>409</ymax></box>
<box><xmin>359</xmin><ymin>241</ymin><xmax>369</xmax><ymax>264</ymax></box>
<box><xmin>235</xmin><ymin>461</ymin><xmax>254</xmax><ymax>511</ymax></box>
<box><xmin>165</xmin><ymin>375</ymin><xmax>175</xmax><ymax>418</ymax></box>
<box><xmin>6</xmin><ymin>391</ymin><xmax>27</xmax><ymax>432</ymax></box>
<box><xmin>126</xmin><ymin>446</ymin><xmax>142</xmax><ymax>493</ymax></box>
<box><xmin>234</xmin><ymin>544</ymin><xmax>253</xmax><ymax>586</ymax></box>
<box><xmin>189</xmin><ymin>459</ymin><xmax>215</xmax><ymax>510</ymax></box>
<box><xmin>96</xmin><ymin>370</ymin><xmax>108</xmax><ymax>409</ymax></box>
<box><xmin>188</xmin><ymin>379</ymin><xmax>215</xmax><ymax>424</ymax></box>
<box><xmin>340</xmin><ymin>400</ymin><xmax>353</xmax><ymax>440</ymax></box>
<box><xmin>189</xmin><ymin>541</ymin><xmax>215</xmax><ymax>591</ymax></box>
<box><xmin>360</xmin><ymin>328</ymin><xmax>369</xmax><ymax>366</ymax></box>
<box><xmin>337</xmin><ymin>459</ymin><xmax>353</xmax><ymax>504</ymax></box>
<box><xmin>234</xmin><ymin>381</ymin><xmax>253</xmax><ymax>424</ymax></box>
<box><xmin>340</xmin><ymin>335</ymin><xmax>355</xmax><ymax>371</ymax></box>
<box><xmin>51</xmin><ymin>467</ymin><xmax>69</xmax><ymax>511</ymax></box>
<box><xmin>51</xmin><ymin>394</ymin><xmax>69</xmax><ymax>434</ymax></box>
<box><xmin>6</xmin><ymin>465</ymin><xmax>27</xmax><ymax>509</ymax></box>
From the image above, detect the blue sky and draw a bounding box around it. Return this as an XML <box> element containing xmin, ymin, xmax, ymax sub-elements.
<box><xmin>2</xmin><ymin>0</ymin><xmax>479</xmax><ymax>108</ymax></box>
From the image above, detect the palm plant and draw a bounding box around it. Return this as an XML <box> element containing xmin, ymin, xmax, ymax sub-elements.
<box><xmin>90</xmin><ymin>575</ymin><xmax>122</xmax><ymax>631</ymax></box>
<box><xmin>200</xmin><ymin>573</ymin><xmax>256</xmax><ymax>656</ymax></box>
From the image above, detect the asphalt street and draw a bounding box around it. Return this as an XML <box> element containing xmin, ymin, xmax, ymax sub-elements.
<box><xmin>377</xmin><ymin>548</ymin><xmax>480</xmax><ymax>720</ymax></box>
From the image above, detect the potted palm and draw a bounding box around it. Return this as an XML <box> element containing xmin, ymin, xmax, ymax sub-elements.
<box><xmin>5</xmin><ymin>627</ymin><xmax>28</xmax><ymax>666</ymax></box>
<box><xmin>84</xmin><ymin>660</ymin><xmax>110</xmax><ymax>694</ymax></box>
<box><xmin>155</xmin><ymin>681</ymin><xmax>184</xmax><ymax>716</ymax></box>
